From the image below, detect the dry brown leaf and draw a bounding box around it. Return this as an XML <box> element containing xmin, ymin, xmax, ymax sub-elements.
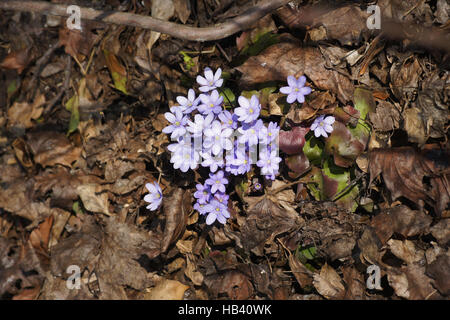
<box><xmin>426</xmin><ymin>254</ymin><xmax>450</xmax><ymax>296</ymax></box>
<box><xmin>59</xmin><ymin>26</ymin><xmax>95</xmax><ymax>61</ymax></box>
<box><xmin>387</xmin><ymin>239</ymin><xmax>425</xmax><ymax>265</ymax></box>
<box><xmin>26</xmin><ymin>131</ymin><xmax>81</xmax><ymax>168</ymax></box>
<box><xmin>0</xmin><ymin>47</ymin><xmax>32</xmax><ymax>74</ymax></box>
<box><xmin>7</xmin><ymin>94</ymin><xmax>45</xmax><ymax>130</ymax></box>
<box><xmin>289</xmin><ymin>254</ymin><xmax>313</xmax><ymax>288</ymax></box>
<box><xmin>237</xmin><ymin>41</ymin><xmax>354</xmax><ymax>103</ymax></box>
<box><xmin>369</xmin><ymin>147</ymin><xmax>450</xmax><ymax>215</ymax></box>
<box><xmin>309</xmin><ymin>6</ymin><xmax>369</xmax><ymax>45</ymax></box>
<box><xmin>144</xmin><ymin>279</ymin><xmax>189</xmax><ymax>300</ymax></box>
<box><xmin>313</xmin><ymin>263</ymin><xmax>345</xmax><ymax>299</ymax></box>
<box><xmin>77</xmin><ymin>184</ymin><xmax>110</xmax><ymax>215</ymax></box>
<box><xmin>161</xmin><ymin>188</ymin><xmax>192</xmax><ymax>253</ymax></box>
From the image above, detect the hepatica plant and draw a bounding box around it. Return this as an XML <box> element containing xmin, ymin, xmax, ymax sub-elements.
<box><xmin>151</xmin><ymin>70</ymin><xmax>373</xmax><ymax>223</ymax></box>
<box><xmin>161</xmin><ymin>67</ymin><xmax>282</xmax><ymax>225</ymax></box>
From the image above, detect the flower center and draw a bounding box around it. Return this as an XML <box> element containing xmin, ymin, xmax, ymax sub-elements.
<box><xmin>216</xmin><ymin>180</ymin><xmax>220</xmax><ymax>184</ymax></box>
<box><xmin>295</xmin><ymin>88</ymin><xmax>299</xmax><ymax>92</ymax></box>
<box><xmin>215</xmin><ymin>135</ymin><xmax>220</xmax><ymax>140</ymax></box>
<box><xmin>175</xmin><ymin>121</ymin><xmax>180</xmax><ymax>126</ymax></box>
<box><xmin>210</xmin><ymin>103</ymin><xmax>214</xmax><ymax>108</ymax></box>
<box><xmin>250</xmin><ymin>129</ymin><xmax>255</xmax><ymax>134</ymax></box>
<box><xmin>188</xmin><ymin>102</ymin><xmax>192</xmax><ymax>106</ymax></box>
<box><xmin>249</xmin><ymin>108</ymin><xmax>254</xmax><ymax>114</ymax></box>
<box><xmin>215</xmin><ymin>207</ymin><xmax>220</xmax><ymax>212</ymax></box>
<box><xmin>203</xmin><ymin>191</ymin><xmax>208</xmax><ymax>195</ymax></box>
<box><xmin>228</xmin><ymin>120</ymin><xmax>233</xmax><ymax>125</ymax></box>
<box><xmin>319</xmin><ymin>121</ymin><xmax>324</xmax><ymax>127</ymax></box>
<box><xmin>268</xmin><ymin>132</ymin><xmax>272</xmax><ymax>136</ymax></box>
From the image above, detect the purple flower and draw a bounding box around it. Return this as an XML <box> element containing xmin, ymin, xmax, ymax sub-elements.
<box><xmin>194</xmin><ymin>183</ymin><xmax>211</xmax><ymax>204</ymax></box>
<box><xmin>237</xmin><ymin>120</ymin><xmax>264</xmax><ymax>146</ymax></box>
<box><xmin>280</xmin><ymin>75</ymin><xmax>312</xmax><ymax>104</ymax></box>
<box><xmin>162</xmin><ymin>110</ymin><xmax>188</xmax><ymax>139</ymax></box>
<box><xmin>203</xmin><ymin>120</ymin><xmax>233</xmax><ymax>155</ymax></box>
<box><xmin>205</xmin><ymin>170</ymin><xmax>228</xmax><ymax>194</ymax></box>
<box><xmin>218</xmin><ymin>110</ymin><xmax>238</xmax><ymax>129</ymax></box>
<box><xmin>257</xmin><ymin>150</ymin><xmax>282</xmax><ymax>177</ymax></box>
<box><xmin>172</xmin><ymin>89</ymin><xmax>200</xmax><ymax>114</ymax></box>
<box><xmin>196</xmin><ymin>67</ymin><xmax>223</xmax><ymax>93</ymax></box>
<box><xmin>311</xmin><ymin>115</ymin><xmax>335</xmax><ymax>138</ymax></box>
<box><xmin>194</xmin><ymin>201</ymin><xmax>209</xmax><ymax>215</ymax></box>
<box><xmin>187</xmin><ymin>113</ymin><xmax>214</xmax><ymax>137</ymax></box>
<box><xmin>266</xmin><ymin>122</ymin><xmax>280</xmax><ymax>142</ymax></box>
<box><xmin>144</xmin><ymin>182</ymin><xmax>163</xmax><ymax>211</ymax></box>
<box><xmin>234</xmin><ymin>95</ymin><xmax>261</xmax><ymax>123</ymax></box>
<box><xmin>230</xmin><ymin>147</ymin><xmax>251</xmax><ymax>175</ymax></box>
<box><xmin>200</xmin><ymin>150</ymin><xmax>224</xmax><ymax>172</ymax></box>
<box><xmin>214</xmin><ymin>192</ymin><xmax>229</xmax><ymax>206</ymax></box>
<box><xmin>170</xmin><ymin>146</ymin><xmax>200</xmax><ymax>172</ymax></box>
<box><xmin>198</xmin><ymin>90</ymin><xmax>224</xmax><ymax>115</ymax></box>
<box><xmin>204</xmin><ymin>199</ymin><xmax>230</xmax><ymax>225</ymax></box>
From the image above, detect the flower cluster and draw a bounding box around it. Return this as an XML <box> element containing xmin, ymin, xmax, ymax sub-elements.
<box><xmin>279</xmin><ymin>75</ymin><xmax>335</xmax><ymax>138</ymax></box>
<box><xmin>163</xmin><ymin>67</ymin><xmax>281</xmax><ymax>225</ymax></box>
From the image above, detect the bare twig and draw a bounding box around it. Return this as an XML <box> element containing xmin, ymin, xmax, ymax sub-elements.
<box><xmin>0</xmin><ymin>0</ymin><xmax>291</xmax><ymax>42</ymax></box>
<box><xmin>44</xmin><ymin>54</ymin><xmax>72</xmax><ymax>115</ymax></box>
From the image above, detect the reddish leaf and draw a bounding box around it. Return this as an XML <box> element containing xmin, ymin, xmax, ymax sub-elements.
<box><xmin>279</xmin><ymin>126</ymin><xmax>310</xmax><ymax>155</ymax></box>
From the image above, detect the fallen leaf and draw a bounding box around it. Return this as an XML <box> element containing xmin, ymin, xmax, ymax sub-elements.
<box><xmin>0</xmin><ymin>47</ymin><xmax>32</xmax><ymax>74</ymax></box>
<box><xmin>7</xmin><ymin>94</ymin><xmax>45</xmax><ymax>131</ymax></box>
<box><xmin>369</xmin><ymin>147</ymin><xmax>450</xmax><ymax>215</ymax></box>
<box><xmin>26</xmin><ymin>130</ymin><xmax>82</xmax><ymax>168</ymax></box>
<box><xmin>237</xmin><ymin>41</ymin><xmax>354</xmax><ymax>103</ymax></box>
<box><xmin>313</xmin><ymin>263</ymin><xmax>345</xmax><ymax>299</ymax></box>
<box><xmin>144</xmin><ymin>279</ymin><xmax>189</xmax><ymax>300</ymax></box>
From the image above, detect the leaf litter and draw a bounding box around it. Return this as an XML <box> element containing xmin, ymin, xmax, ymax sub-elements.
<box><xmin>0</xmin><ymin>0</ymin><xmax>448</xmax><ymax>301</ymax></box>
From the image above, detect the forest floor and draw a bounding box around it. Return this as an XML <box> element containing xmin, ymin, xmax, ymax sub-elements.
<box><xmin>0</xmin><ymin>0</ymin><xmax>449</xmax><ymax>300</ymax></box>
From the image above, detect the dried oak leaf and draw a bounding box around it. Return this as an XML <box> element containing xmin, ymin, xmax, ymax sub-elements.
<box><xmin>236</xmin><ymin>41</ymin><xmax>354</xmax><ymax>103</ymax></box>
<box><xmin>369</xmin><ymin>100</ymin><xmax>401</xmax><ymax>132</ymax></box>
<box><xmin>370</xmin><ymin>205</ymin><xmax>432</xmax><ymax>245</ymax></box>
<box><xmin>289</xmin><ymin>254</ymin><xmax>314</xmax><ymax>288</ymax></box>
<box><xmin>26</xmin><ymin>130</ymin><xmax>81</xmax><ymax>168</ymax></box>
<box><xmin>342</xmin><ymin>267</ymin><xmax>366</xmax><ymax>300</ymax></box>
<box><xmin>369</xmin><ymin>147</ymin><xmax>450</xmax><ymax>215</ymax></box>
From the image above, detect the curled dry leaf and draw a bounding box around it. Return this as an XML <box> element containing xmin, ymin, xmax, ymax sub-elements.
<box><xmin>237</xmin><ymin>41</ymin><xmax>354</xmax><ymax>103</ymax></box>
<box><xmin>161</xmin><ymin>188</ymin><xmax>192</xmax><ymax>253</ymax></box>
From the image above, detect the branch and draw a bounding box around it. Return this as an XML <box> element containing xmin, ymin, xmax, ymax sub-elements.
<box><xmin>0</xmin><ymin>0</ymin><xmax>291</xmax><ymax>42</ymax></box>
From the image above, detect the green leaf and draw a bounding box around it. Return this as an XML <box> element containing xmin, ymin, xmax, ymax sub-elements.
<box><xmin>353</xmin><ymin>88</ymin><xmax>375</xmax><ymax>120</ymax></box>
<box><xmin>303</xmin><ymin>133</ymin><xmax>324</xmax><ymax>165</ymax></box>
<box><xmin>65</xmin><ymin>95</ymin><xmax>79</xmax><ymax>135</ymax></box>
<box><xmin>220</xmin><ymin>88</ymin><xmax>235</xmax><ymax>108</ymax></box>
